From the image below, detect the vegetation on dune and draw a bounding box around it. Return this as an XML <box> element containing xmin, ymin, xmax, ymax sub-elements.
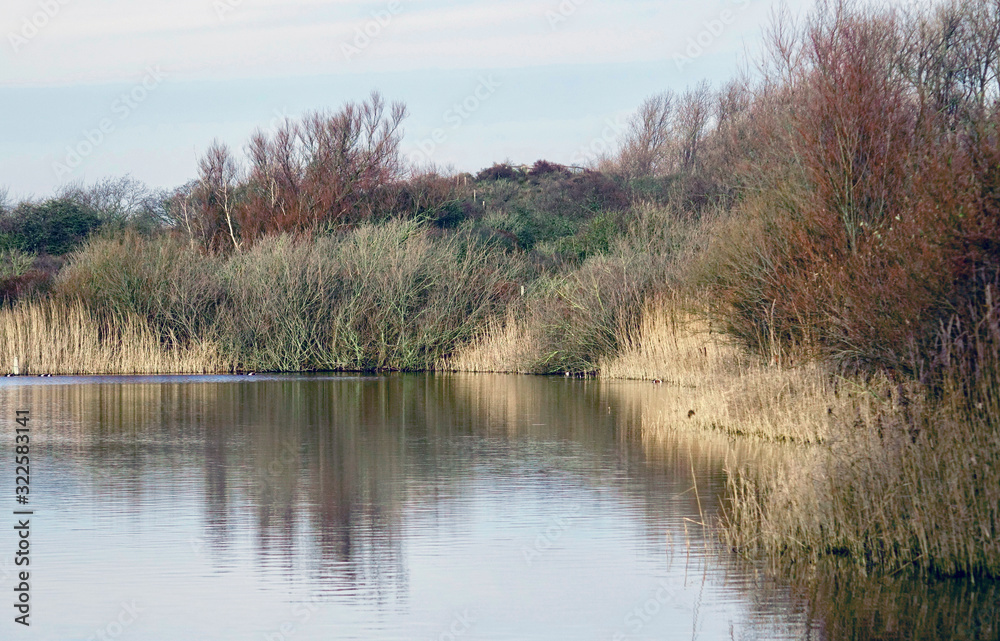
<box><xmin>1</xmin><ymin>0</ymin><xmax>998</xmax><ymax>579</ymax></box>
<box><xmin>52</xmin><ymin>222</ymin><xmax>529</xmax><ymax>372</ymax></box>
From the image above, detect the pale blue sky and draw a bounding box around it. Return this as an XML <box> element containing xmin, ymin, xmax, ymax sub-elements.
<box><xmin>2</xmin><ymin>0</ymin><xmax>815</xmax><ymax>198</ymax></box>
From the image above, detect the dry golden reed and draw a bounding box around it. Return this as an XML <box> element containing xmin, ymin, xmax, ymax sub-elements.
<box><xmin>439</xmin><ymin>310</ymin><xmax>541</xmax><ymax>374</ymax></box>
<box><xmin>600</xmin><ymin>294</ymin><xmax>856</xmax><ymax>444</ymax></box>
<box><xmin>0</xmin><ymin>299</ymin><xmax>226</xmax><ymax>375</ymax></box>
<box><xmin>599</xmin><ymin>294</ymin><xmax>1000</xmax><ymax>577</ymax></box>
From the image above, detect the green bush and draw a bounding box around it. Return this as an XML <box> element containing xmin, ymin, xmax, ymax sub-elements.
<box><xmin>2</xmin><ymin>199</ymin><xmax>103</xmax><ymax>255</ymax></box>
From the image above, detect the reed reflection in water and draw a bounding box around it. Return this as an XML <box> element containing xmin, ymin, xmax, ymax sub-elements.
<box><xmin>0</xmin><ymin>373</ymin><xmax>993</xmax><ymax>640</ymax></box>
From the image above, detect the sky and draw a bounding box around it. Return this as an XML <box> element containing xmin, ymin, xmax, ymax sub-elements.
<box><xmin>1</xmin><ymin>0</ymin><xmax>817</xmax><ymax>198</ymax></box>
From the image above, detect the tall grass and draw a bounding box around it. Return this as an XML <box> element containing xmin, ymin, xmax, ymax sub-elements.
<box><xmin>443</xmin><ymin>251</ymin><xmax>651</xmax><ymax>374</ymax></box>
<box><xmin>602</xmin><ymin>293</ymin><xmax>1000</xmax><ymax>577</ymax></box>
<box><xmin>0</xmin><ymin>298</ymin><xmax>224</xmax><ymax>375</ymax></box>
<box><xmin>724</xmin><ymin>386</ymin><xmax>1000</xmax><ymax>577</ymax></box>
<box><xmin>217</xmin><ymin>221</ymin><xmax>527</xmax><ymax>371</ymax></box>
<box><xmin>601</xmin><ymin>294</ymin><xmax>850</xmax><ymax>444</ymax></box>
<box><xmin>444</xmin><ymin>202</ymin><xmax>692</xmax><ymax>374</ymax></box>
<box><xmin>722</xmin><ymin>289</ymin><xmax>1000</xmax><ymax>577</ymax></box>
<box><xmin>55</xmin><ymin>220</ymin><xmax>530</xmax><ymax>372</ymax></box>
<box><xmin>441</xmin><ymin>310</ymin><xmax>541</xmax><ymax>374</ymax></box>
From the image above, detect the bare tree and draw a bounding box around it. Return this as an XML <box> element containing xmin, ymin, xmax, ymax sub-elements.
<box><xmin>164</xmin><ymin>181</ymin><xmax>202</xmax><ymax>250</ymax></box>
<box><xmin>60</xmin><ymin>176</ymin><xmax>141</xmax><ymax>221</ymax></box>
<box><xmin>614</xmin><ymin>82</ymin><xmax>715</xmax><ymax>179</ymax></box>
<box><xmin>676</xmin><ymin>82</ymin><xmax>713</xmax><ymax>171</ymax></box>
<box><xmin>617</xmin><ymin>91</ymin><xmax>676</xmax><ymax>179</ymax></box>
<box><xmin>239</xmin><ymin>91</ymin><xmax>408</xmax><ymax>238</ymax></box>
<box><xmin>900</xmin><ymin>0</ymin><xmax>1000</xmax><ymax>136</ymax></box>
<box><xmin>197</xmin><ymin>142</ymin><xmax>241</xmax><ymax>251</ymax></box>
<box><xmin>757</xmin><ymin>1</ymin><xmax>806</xmax><ymax>86</ymax></box>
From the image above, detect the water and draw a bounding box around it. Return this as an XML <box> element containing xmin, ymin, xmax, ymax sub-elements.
<box><xmin>0</xmin><ymin>373</ymin><xmax>994</xmax><ymax>640</ymax></box>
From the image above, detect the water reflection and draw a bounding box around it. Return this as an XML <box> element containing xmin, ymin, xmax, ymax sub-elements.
<box><xmin>0</xmin><ymin>374</ymin><xmax>995</xmax><ymax>640</ymax></box>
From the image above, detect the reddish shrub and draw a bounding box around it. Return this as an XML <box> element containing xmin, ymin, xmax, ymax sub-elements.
<box><xmin>475</xmin><ymin>163</ymin><xmax>522</xmax><ymax>182</ymax></box>
<box><xmin>527</xmin><ymin>160</ymin><xmax>569</xmax><ymax>179</ymax></box>
<box><xmin>0</xmin><ymin>270</ymin><xmax>53</xmax><ymax>304</ymax></box>
<box><xmin>182</xmin><ymin>92</ymin><xmax>407</xmax><ymax>251</ymax></box>
<box><xmin>709</xmin><ymin>0</ymin><xmax>1000</xmax><ymax>374</ymax></box>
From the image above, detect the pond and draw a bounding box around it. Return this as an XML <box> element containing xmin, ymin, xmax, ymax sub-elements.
<box><xmin>0</xmin><ymin>373</ymin><xmax>995</xmax><ymax>640</ymax></box>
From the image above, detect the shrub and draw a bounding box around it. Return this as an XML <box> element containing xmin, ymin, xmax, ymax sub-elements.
<box><xmin>0</xmin><ymin>248</ymin><xmax>33</xmax><ymax>278</ymax></box>
<box><xmin>1</xmin><ymin>198</ymin><xmax>102</xmax><ymax>255</ymax></box>
<box><xmin>549</xmin><ymin>212</ymin><xmax>621</xmax><ymax>263</ymax></box>
<box><xmin>702</xmin><ymin>0</ymin><xmax>1000</xmax><ymax>374</ymax></box>
<box><xmin>0</xmin><ymin>270</ymin><xmax>52</xmax><ymax>304</ymax></box>
<box><xmin>56</xmin><ymin>231</ymin><xmax>223</xmax><ymax>344</ymax></box>
<box><xmin>57</xmin><ymin>175</ymin><xmax>167</xmax><ymax>234</ymax></box>
<box><xmin>475</xmin><ymin>163</ymin><xmax>522</xmax><ymax>182</ymax></box>
<box><xmin>555</xmin><ymin>170</ymin><xmax>629</xmax><ymax>216</ymax></box>
<box><xmin>390</xmin><ymin>172</ymin><xmax>466</xmax><ymax>226</ymax></box>
<box><xmin>527</xmin><ymin>160</ymin><xmax>569</xmax><ymax>179</ymax></box>
<box><xmin>177</xmin><ymin>92</ymin><xmax>408</xmax><ymax>251</ymax></box>
<box><xmin>529</xmin><ymin>253</ymin><xmax>651</xmax><ymax>373</ymax></box>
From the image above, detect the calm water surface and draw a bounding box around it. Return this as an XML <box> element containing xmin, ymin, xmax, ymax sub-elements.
<box><xmin>0</xmin><ymin>374</ymin><xmax>995</xmax><ymax>640</ymax></box>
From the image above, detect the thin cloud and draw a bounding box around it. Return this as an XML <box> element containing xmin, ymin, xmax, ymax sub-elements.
<box><xmin>1</xmin><ymin>0</ymin><xmax>765</xmax><ymax>86</ymax></box>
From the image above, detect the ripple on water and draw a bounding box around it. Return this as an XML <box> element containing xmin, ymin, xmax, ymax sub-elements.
<box><xmin>1</xmin><ymin>374</ymin><xmax>993</xmax><ymax>640</ymax></box>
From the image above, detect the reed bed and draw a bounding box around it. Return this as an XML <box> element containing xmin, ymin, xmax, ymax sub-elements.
<box><xmin>600</xmin><ymin>295</ymin><xmax>860</xmax><ymax>444</ymax></box>
<box><xmin>440</xmin><ymin>310</ymin><xmax>541</xmax><ymax>374</ymax></box>
<box><xmin>0</xmin><ymin>298</ymin><xmax>225</xmax><ymax>375</ymax></box>
<box><xmin>55</xmin><ymin>222</ymin><xmax>530</xmax><ymax>373</ymax></box>
<box><xmin>724</xmin><ymin>326</ymin><xmax>1000</xmax><ymax>578</ymax></box>
<box><xmin>601</xmin><ymin>294</ymin><xmax>1000</xmax><ymax>577</ymax></box>
<box><xmin>442</xmin><ymin>252</ymin><xmax>651</xmax><ymax>374</ymax></box>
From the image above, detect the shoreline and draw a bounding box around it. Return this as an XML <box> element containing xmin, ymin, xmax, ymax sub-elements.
<box><xmin>5</xmin><ymin>295</ymin><xmax>996</xmax><ymax>579</ymax></box>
